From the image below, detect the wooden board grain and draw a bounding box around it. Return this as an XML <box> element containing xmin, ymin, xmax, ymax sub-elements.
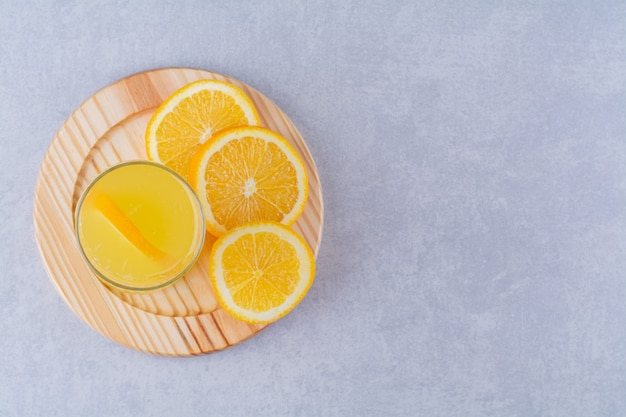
<box><xmin>33</xmin><ymin>68</ymin><xmax>324</xmax><ymax>355</ymax></box>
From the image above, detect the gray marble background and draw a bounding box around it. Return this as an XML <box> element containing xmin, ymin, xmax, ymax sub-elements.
<box><xmin>1</xmin><ymin>1</ymin><xmax>625</xmax><ymax>416</ymax></box>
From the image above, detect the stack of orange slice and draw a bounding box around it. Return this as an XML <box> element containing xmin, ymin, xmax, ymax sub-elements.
<box><xmin>144</xmin><ymin>79</ymin><xmax>315</xmax><ymax>324</ymax></box>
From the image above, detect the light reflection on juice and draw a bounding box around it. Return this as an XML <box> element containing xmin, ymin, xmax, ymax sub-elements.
<box><xmin>75</xmin><ymin>161</ymin><xmax>205</xmax><ymax>291</ymax></box>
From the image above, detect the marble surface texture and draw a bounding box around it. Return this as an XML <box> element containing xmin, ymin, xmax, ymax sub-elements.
<box><xmin>1</xmin><ymin>1</ymin><xmax>625</xmax><ymax>416</ymax></box>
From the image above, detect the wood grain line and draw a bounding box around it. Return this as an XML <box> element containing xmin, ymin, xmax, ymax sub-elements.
<box><xmin>190</xmin><ymin>315</ymin><xmax>215</xmax><ymax>352</ymax></box>
<box><xmin>173</xmin><ymin>317</ymin><xmax>200</xmax><ymax>354</ymax></box>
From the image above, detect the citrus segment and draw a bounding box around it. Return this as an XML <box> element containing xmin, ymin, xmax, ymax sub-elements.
<box><xmin>189</xmin><ymin>126</ymin><xmax>309</xmax><ymax>236</ymax></box>
<box><xmin>90</xmin><ymin>192</ymin><xmax>168</xmax><ymax>261</ymax></box>
<box><xmin>210</xmin><ymin>222</ymin><xmax>315</xmax><ymax>323</ymax></box>
<box><xmin>146</xmin><ymin>79</ymin><xmax>260</xmax><ymax>178</ymax></box>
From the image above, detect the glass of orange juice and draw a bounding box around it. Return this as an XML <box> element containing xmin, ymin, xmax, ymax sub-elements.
<box><xmin>75</xmin><ymin>161</ymin><xmax>205</xmax><ymax>292</ymax></box>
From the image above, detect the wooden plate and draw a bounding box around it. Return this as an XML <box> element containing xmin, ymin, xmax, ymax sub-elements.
<box><xmin>33</xmin><ymin>68</ymin><xmax>324</xmax><ymax>356</ymax></box>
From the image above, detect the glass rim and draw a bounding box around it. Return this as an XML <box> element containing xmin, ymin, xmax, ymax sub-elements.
<box><xmin>74</xmin><ymin>160</ymin><xmax>206</xmax><ymax>292</ymax></box>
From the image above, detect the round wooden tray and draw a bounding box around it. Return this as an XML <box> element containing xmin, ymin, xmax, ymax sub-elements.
<box><xmin>33</xmin><ymin>68</ymin><xmax>324</xmax><ymax>356</ymax></box>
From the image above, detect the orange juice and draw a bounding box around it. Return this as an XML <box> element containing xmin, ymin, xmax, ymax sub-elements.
<box><xmin>75</xmin><ymin>161</ymin><xmax>205</xmax><ymax>291</ymax></box>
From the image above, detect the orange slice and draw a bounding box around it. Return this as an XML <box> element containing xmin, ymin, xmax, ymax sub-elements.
<box><xmin>145</xmin><ymin>79</ymin><xmax>260</xmax><ymax>178</ymax></box>
<box><xmin>188</xmin><ymin>126</ymin><xmax>309</xmax><ymax>237</ymax></box>
<box><xmin>209</xmin><ymin>222</ymin><xmax>315</xmax><ymax>323</ymax></box>
<box><xmin>90</xmin><ymin>192</ymin><xmax>168</xmax><ymax>261</ymax></box>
